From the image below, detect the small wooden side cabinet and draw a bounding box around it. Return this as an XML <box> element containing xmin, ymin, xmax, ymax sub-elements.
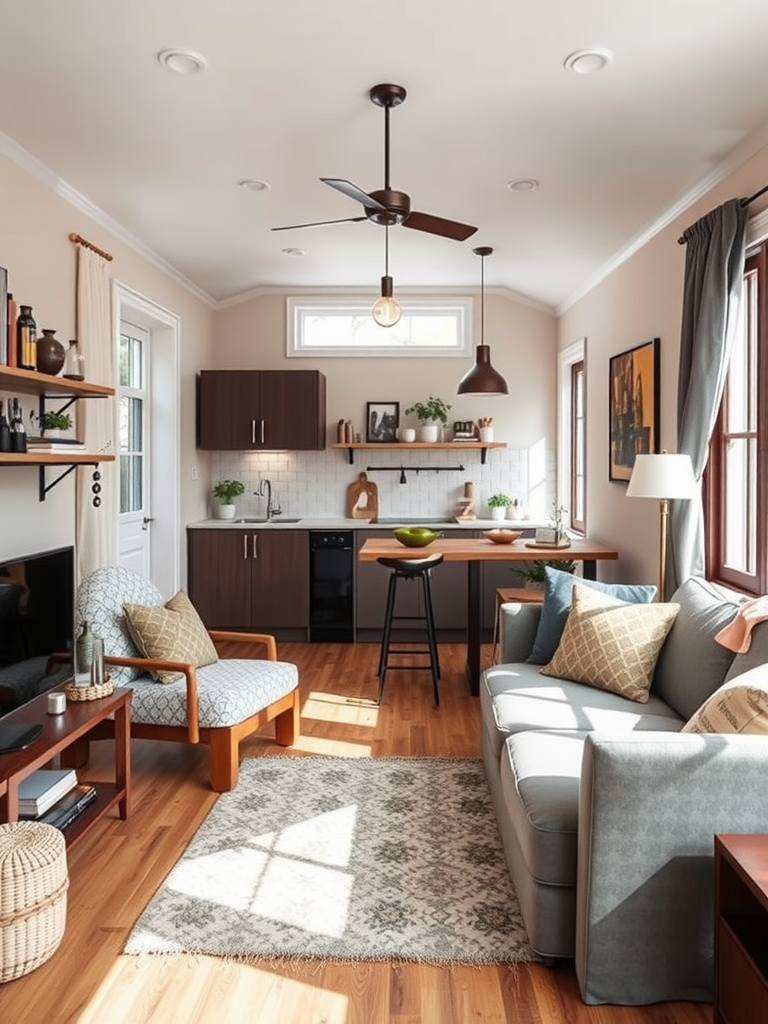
<box><xmin>714</xmin><ymin>833</ymin><xmax>768</xmax><ymax>1024</ymax></box>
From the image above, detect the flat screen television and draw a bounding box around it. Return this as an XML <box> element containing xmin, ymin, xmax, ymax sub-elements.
<box><xmin>0</xmin><ymin>545</ymin><xmax>74</xmax><ymax>715</ymax></box>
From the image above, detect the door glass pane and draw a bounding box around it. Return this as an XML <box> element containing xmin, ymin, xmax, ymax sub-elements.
<box><xmin>723</xmin><ymin>437</ymin><xmax>755</xmax><ymax>573</ymax></box>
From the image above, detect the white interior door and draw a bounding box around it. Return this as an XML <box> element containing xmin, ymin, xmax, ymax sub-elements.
<box><xmin>118</xmin><ymin>321</ymin><xmax>151</xmax><ymax>577</ymax></box>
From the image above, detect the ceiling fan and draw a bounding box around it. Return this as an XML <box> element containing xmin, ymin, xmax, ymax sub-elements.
<box><xmin>272</xmin><ymin>83</ymin><xmax>477</xmax><ymax>242</ymax></box>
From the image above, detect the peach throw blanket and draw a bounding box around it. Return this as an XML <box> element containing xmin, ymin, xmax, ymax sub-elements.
<box><xmin>714</xmin><ymin>595</ymin><xmax>768</xmax><ymax>653</ymax></box>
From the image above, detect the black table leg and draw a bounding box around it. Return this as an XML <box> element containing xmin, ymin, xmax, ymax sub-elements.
<box><xmin>583</xmin><ymin>559</ymin><xmax>597</xmax><ymax>580</ymax></box>
<box><xmin>465</xmin><ymin>561</ymin><xmax>481</xmax><ymax>696</ymax></box>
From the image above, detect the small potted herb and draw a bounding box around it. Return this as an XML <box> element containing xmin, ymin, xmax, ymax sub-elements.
<box><xmin>404</xmin><ymin>396</ymin><xmax>452</xmax><ymax>442</ymax></box>
<box><xmin>32</xmin><ymin>409</ymin><xmax>73</xmax><ymax>437</ymax></box>
<box><xmin>515</xmin><ymin>558</ymin><xmax>577</xmax><ymax>589</ymax></box>
<box><xmin>487</xmin><ymin>493</ymin><xmax>513</xmax><ymax>521</ymax></box>
<box><xmin>212</xmin><ymin>479</ymin><xmax>245</xmax><ymax>520</ymax></box>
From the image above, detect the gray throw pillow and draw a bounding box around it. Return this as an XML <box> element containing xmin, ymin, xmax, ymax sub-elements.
<box><xmin>526</xmin><ymin>566</ymin><xmax>657</xmax><ymax>665</ymax></box>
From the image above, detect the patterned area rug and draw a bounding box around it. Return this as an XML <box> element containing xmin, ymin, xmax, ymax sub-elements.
<box><xmin>124</xmin><ymin>756</ymin><xmax>534</xmax><ymax>965</ymax></box>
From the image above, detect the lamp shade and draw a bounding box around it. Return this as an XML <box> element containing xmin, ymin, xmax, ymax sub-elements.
<box><xmin>626</xmin><ymin>453</ymin><xmax>697</xmax><ymax>499</ymax></box>
<box><xmin>457</xmin><ymin>345</ymin><xmax>509</xmax><ymax>395</ymax></box>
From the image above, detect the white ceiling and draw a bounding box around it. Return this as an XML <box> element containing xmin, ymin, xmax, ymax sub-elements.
<box><xmin>2</xmin><ymin>0</ymin><xmax>768</xmax><ymax>311</ymax></box>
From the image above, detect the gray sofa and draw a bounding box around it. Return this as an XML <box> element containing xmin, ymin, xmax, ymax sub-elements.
<box><xmin>480</xmin><ymin>575</ymin><xmax>768</xmax><ymax>1005</ymax></box>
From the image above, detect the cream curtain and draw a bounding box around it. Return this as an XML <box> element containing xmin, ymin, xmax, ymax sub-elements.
<box><xmin>75</xmin><ymin>245</ymin><xmax>116</xmax><ymax>582</ymax></box>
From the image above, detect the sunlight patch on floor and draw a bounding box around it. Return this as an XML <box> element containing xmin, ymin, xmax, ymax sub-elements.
<box><xmin>291</xmin><ymin>734</ymin><xmax>372</xmax><ymax>757</ymax></box>
<box><xmin>301</xmin><ymin>690</ymin><xmax>379</xmax><ymax>727</ymax></box>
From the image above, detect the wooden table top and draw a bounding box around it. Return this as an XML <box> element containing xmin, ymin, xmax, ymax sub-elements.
<box><xmin>358</xmin><ymin>536</ymin><xmax>619</xmax><ymax>562</ymax></box>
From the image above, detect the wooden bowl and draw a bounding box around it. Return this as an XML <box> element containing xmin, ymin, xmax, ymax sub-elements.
<box><xmin>482</xmin><ymin>529</ymin><xmax>522</xmax><ymax>545</ymax></box>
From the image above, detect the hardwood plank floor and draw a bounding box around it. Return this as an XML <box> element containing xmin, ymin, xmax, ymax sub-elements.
<box><xmin>0</xmin><ymin>642</ymin><xmax>712</xmax><ymax>1023</ymax></box>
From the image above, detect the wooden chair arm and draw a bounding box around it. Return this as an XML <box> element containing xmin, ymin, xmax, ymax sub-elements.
<box><xmin>103</xmin><ymin>654</ymin><xmax>200</xmax><ymax>744</ymax></box>
<box><xmin>207</xmin><ymin>630</ymin><xmax>277</xmax><ymax>661</ymax></box>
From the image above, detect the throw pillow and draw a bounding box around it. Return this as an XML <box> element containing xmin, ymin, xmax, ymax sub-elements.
<box><xmin>681</xmin><ymin>666</ymin><xmax>768</xmax><ymax>734</ymax></box>
<box><xmin>526</xmin><ymin>566</ymin><xmax>657</xmax><ymax>664</ymax></box>
<box><xmin>123</xmin><ymin>589</ymin><xmax>218</xmax><ymax>684</ymax></box>
<box><xmin>540</xmin><ymin>583</ymin><xmax>679</xmax><ymax>703</ymax></box>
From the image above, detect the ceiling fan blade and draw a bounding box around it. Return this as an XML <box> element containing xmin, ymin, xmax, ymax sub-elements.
<box><xmin>403</xmin><ymin>211</ymin><xmax>478</xmax><ymax>242</ymax></box>
<box><xmin>321</xmin><ymin>178</ymin><xmax>389</xmax><ymax>212</ymax></box>
<box><xmin>271</xmin><ymin>216</ymin><xmax>367</xmax><ymax>232</ymax></box>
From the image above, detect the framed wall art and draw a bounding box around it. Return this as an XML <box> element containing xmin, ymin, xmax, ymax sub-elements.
<box><xmin>609</xmin><ymin>337</ymin><xmax>660</xmax><ymax>482</ymax></box>
<box><xmin>366</xmin><ymin>401</ymin><xmax>399</xmax><ymax>443</ymax></box>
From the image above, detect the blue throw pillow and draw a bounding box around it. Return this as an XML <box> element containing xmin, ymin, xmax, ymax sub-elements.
<box><xmin>526</xmin><ymin>567</ymin><xmax>657</xmax><ymax>664</ymax></box>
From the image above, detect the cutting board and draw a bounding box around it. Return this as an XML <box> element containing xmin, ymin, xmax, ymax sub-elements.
<box><xmin>347</xmin><ymin>472</ymin><xmax>378</xmax><ymax>520</ymax></box>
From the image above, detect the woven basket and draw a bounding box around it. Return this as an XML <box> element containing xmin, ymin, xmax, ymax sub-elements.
<box><xmin>0</xmin><ymin>822</ymin><xmax>68</xmax><ymax>982</ymax></box>
<box><xmin>64</xmin><ymin>675</ymin><xmax>113</xmax><ymax>702</ymax></box>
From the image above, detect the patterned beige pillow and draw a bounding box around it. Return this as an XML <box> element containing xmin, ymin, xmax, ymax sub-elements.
<box><xmin>681</xmin><ymin>666</ymin><xmax>768</xmax><ymax>734</ymax></box>
<box><xmin>123</xmin><ymin>590</ymin><xmax>218</xmax><ymax>683</ymax></box>
<box><xmin>541</xmin><ymin>583</ymin><xmax>679</xmax><ymax>702</ymax></box>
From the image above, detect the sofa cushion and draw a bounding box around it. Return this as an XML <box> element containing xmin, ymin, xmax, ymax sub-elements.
<box><xmin>652</xmin><ymin>577</ymin><xmax>740</xmax><ymax>719</ymax></box>
<box><xmin>123</xmin><ymin>590</ymin><xmax>219</xmax><ymax>683</ymax></box>
<box><xmin>681</xmin><ymin>666</ymin><xmax>768</xmax><ymax>735</ymax></box>
<box><xmin>526</xmin><ymin>567</ymin><xmax>657</xmax><ymax>665</ymax></box>
<box><xmin>481</xmin><ymin>662</ymin><xmax>683</xmax><ymax>759</ymax></box>
<box><xmin>541</xmin><ymin>584</ymin><xmax>679</xmax><ymax>703</ymax></box>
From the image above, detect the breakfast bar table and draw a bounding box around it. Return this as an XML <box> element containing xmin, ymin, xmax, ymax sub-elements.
<box><xmin>358</xmin><ymin>536</ymin><xmax>619</xmax><ymax>695</ymax></box>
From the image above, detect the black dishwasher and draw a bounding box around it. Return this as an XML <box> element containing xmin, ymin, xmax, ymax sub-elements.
<box><xmin>309</xmin><ymin>531</ymin><xmax>354</xmax><ymax>642</ymax></box>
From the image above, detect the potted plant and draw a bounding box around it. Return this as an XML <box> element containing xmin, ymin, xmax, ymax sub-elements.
<box><xmin>212</xmin><ymin>479</ymin><xmax>245</xmax><ymax>520</ymax></box>
<box><xmin>34</xmin><ymin>409</ymin><xmax>73</xmax><ymax>438</ymax></box>
<box><xmin>487</xmin><ymin>493</ymin><xmax>513</xmax><ymax>521</ymax></box>
<box><xmin>404</xmin><ymin>396</ymin><xmax>452</xmax><ymax>442</ymax></box>
<box><xmin>515</xmin><ymin>558</ymin><xmax>576</xmax><ymax>590</ymax></box>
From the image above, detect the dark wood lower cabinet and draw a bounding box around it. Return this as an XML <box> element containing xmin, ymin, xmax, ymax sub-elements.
<box><xmin>187</xmin><ymin>529</ymin><xmax>309</xmax><ymax>639</ymax></box>
<box><xmin>715</xmin><ymin>834</ymin><xmax>768</xmax><ymax>1024</ymax></box>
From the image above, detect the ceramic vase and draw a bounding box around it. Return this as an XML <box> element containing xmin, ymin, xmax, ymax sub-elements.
<box><xmin>420</xmin><ymin>423</ymin><xmax>440</xmax><ymax>443</ymax></box>
<box><xmin>215</xmin><ymin>503</ymin><xmax>236</xmax><ymax>520</ymax></box>
<box><xmin>36</xmin><ymin>329</ymin><xmax>66</xmax><ymax>375</ymax></box>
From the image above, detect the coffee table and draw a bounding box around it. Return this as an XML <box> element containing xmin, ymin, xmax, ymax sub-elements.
<box><xmin>0</xmin><ymin>687</ymin><xmax>132</xmax><ymax>847</ymax></box>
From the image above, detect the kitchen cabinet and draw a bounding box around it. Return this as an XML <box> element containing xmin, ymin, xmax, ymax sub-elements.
<box><xmin>197</xmin><ymin>369</ymin><xmax>326</xmax><ymax>451</ymax></box>
<box><xmin>355</xmin><ymin>529</ymin><xmax>467</xmax><ymax>640</ymax></box>
<box><xmin>187</xmin><ymin>528</ymin><xmax>309</xmax><ymax>638</ymax></box>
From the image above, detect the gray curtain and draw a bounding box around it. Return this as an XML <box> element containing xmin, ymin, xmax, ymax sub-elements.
<box><xmin>668</xmin><ymin>198</ymin><xmax>747</xmax><ymax>592</ymax></box>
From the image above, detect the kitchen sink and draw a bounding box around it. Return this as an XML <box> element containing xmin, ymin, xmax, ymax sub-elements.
<box><xmin>232</xmin><ymin>517</ymin><xmax>303</xmax><ymax>524</ymax></box>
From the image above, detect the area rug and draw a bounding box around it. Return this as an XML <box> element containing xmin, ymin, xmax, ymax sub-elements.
<box><xmin>124</xmin><ymin>756</ymin><xmax>534</xmax><ymax>965</ymax></box>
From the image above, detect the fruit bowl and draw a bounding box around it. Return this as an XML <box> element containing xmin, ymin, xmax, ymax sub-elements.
<box><xmin>482</xmin><ymin>529</ymin><xmax>522</xmax><ymax>545</ymax></box>
<box><xmin>393</xmin><ymin>527</ymin><xmax>443</xmax><ymax>548</ymax></box>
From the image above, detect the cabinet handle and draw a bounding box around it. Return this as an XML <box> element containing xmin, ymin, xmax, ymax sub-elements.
<box><xmin>251</xmin><ymin>419</ymin><xmax>256</xmax><ymax>445</ymax></box>
<box><xmin>243</xmin><ymin>535</ymin><xmax>248</xmax><ymax>560</ymax></box>
<box><xmin>260</xmin><ymin>419</ymin><xmax>265</xmax><ymax>444</ymax></box>
<box><xmin>253</xmin><ymin>534</ymin><xmax>258</xmax><ymax>559</ymax></box>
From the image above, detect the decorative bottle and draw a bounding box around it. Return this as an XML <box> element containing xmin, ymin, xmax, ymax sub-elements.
<box><xmin>6</xmin><ymin>293</ymin><xmax>16</xmax><ymax>368</ymax></box>
<box><xmin>62</xmin><ymin>339</ymin><xmax>85</xmax><ymax>380</ymax></box>
<box><xmin>0</xmin><ymin>401</ymin><xmax>10</xmax><ymax>452</ymax></box>
<box><xmin>16</xmin><ymin>304</ymin><xmax>36</xmax><ymax>371</ymax></box>
<box><xmin>75</xmin><ymin>620</ymin><xmax>94</xmax><ymax>678</ymax></box>
<box><xmin>36</xmin><ymin>329</ymin><xmax>66</xmax><ymax>376</ymax></box>
<box><xmin>9</xmin><ymin>398</ymin><xmax>26</xmax><ymax>452</ymax></box>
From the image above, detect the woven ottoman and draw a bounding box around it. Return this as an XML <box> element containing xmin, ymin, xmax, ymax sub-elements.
<box><xmin>0</xmin><ymin>821</ymin><xmax>69</xmax><ymax>982</ymax></box>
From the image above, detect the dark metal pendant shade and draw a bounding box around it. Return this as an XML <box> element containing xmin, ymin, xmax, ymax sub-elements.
<box><xmin>457</xmin><ymin>344</ymin><xmax>509</xmax><ymax>395</ymax></box>
<box><xmin>457</xmin><ymin>246</ymin><xmax>509</xmax><ymax>396</ymax></box>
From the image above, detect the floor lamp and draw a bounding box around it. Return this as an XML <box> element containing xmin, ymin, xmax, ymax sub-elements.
<box><xmin>626</xmin><ymin>452</ymin><xmax>698</xmax><ymax>601</ymax></box>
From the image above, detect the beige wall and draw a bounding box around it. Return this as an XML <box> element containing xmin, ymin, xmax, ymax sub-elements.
<box><xmin>0</xmin><ymin>154</ymin><xmax>213</xmax><ymax>569</ymax></box>
<box><xmin>559</xmin><ymin>140</ymin><xmax>768</xmax><ymax>585</ymax></box>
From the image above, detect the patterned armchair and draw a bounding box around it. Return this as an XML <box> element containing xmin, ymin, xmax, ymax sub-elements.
<box><xmin>74</xmin><ymin>566</ymin><xmax>300</xmax><ymax>791</ymax></box>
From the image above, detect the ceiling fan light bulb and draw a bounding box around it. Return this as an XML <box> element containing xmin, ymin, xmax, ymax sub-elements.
<box><xmin>372</xmin><ymin>295</ymin><xmax>401</xmax><ymax>327</ymax></box>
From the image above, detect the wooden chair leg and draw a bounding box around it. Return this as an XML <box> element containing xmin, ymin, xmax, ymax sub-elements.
<box><xmin>209</xmin><ymin>729</ymin><xmax>239</xmax><ymax>792</ymax></box>
<box><xmin>275</xmin><ymin>691</ymin><xmax>300</xmax><ymax>746</ymax></box>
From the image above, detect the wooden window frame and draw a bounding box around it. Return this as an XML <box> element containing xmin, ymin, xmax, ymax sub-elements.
<box><xmin>570</xmin><ymin>359</ymin><xmax>586</xmax><ymax>534</ymax></box>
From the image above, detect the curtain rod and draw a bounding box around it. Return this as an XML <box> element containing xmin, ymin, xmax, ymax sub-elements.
<box><xmin>677</xmin><ymin>184</ymin><xmax>768</xmax><ymax>245</ymax></box>
<box><xmin>68</xmin><ymin>232</ymin><xmax>113</xmax><ymax>262</ymax></box>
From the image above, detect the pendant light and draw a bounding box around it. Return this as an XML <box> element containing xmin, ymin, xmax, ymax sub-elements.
<box><xmin>457</xmin><ymin>246</ymin><xmax>509</xmax><ymax>395</ymax></box>
<box><xmin>372</xmin><ymin>225</ymin><xmax>401</xmax><ymax>327</ymax></box>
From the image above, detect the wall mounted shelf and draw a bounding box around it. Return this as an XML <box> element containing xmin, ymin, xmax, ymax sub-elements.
<box><xmin>330</xmin><ymin>441</ymin><xmax>506</xmax><ymax>465</ymax></box>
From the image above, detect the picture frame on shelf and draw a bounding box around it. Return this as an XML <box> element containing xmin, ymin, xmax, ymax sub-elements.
<box><xmin>609</xmin><ymin>337</ymin><xmax>659</xmax><ymax>482</ymax></box>
<box><xmin>366</xmin><ymin>401</ymin><xmax>399</xmax><ymax>443</ymax></box>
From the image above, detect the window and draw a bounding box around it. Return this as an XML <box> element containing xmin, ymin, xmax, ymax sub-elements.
<box><xmin>118</xmin><ymin>330</ymin><xmax>145</xmax><ymax>514</ymax></box>
<box><xmin>558</xmin><ymin>339</ymin><xmax>586</xmax><ymax>535</ymax></box>
<box><xmin>570</xmin><ymin>360</ymin><xmax>586</xmax><ymax>534</ymax></box>
<box><xmin>705</xmin><ymin>242</ymin><xmax>767</xmax><ymax>595</ymax></box>
<box><xmin>287</xmin><ymin>297</ymin><xmax>471</xmax><ymax>356</ymax></box>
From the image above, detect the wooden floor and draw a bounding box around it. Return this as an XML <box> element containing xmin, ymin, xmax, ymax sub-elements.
<box><xmin>1</xmin><ymin>642</ymin><xmax>712</xmax><ymax>1024</ymax></box>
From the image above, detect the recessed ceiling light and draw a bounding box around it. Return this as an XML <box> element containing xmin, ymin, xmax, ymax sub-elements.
<box><xmin>157</xmin><ymin>49</ymin><xmax>207</xmax><ymax>74</ymax></box>
<box><xmin>281</xmin><ymin>247</ymin><xmax>306</xmax><ymax>257</ymax></box>
<box><xmin>507</xmin><ymin>178</ymin><xmax>539</xmax><ymax>192</ymax></box>
<box><xmin>563</xmin><ymin>48</ymin><xmax>613</xmax><ymax>74</ymax></box>
<box><xmin>238</xmin><ymin>178</ymin><xmax>271</xmax><ymax>192</ymax></box>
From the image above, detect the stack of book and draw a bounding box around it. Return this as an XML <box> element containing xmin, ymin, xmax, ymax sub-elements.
<box><xmin>26</xmin><ymin>436</ymin><xmax>86</xmax><ymax>452</ymax></box>
<box><xmin>18</xmin><ymin>768</ymin><xmax>97</xmax><ymax>830</ymax></box>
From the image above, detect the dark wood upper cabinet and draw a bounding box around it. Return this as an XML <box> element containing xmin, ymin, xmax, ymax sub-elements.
<box><xmin>197</xmin><ymin>369</ymin><xmax>326</xmax><ymax>450</ymax></box>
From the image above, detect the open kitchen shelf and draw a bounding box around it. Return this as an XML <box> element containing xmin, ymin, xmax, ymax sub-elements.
<box><xmin>331</xmin><ymin>441</ymin><xmax>506</xmax><ymax>465</ymax></box>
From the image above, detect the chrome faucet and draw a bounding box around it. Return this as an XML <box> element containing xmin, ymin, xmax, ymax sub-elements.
<box><xmin>255</xmin><ymin>479</ymin><xmax>280</xmax><ymax>518</ymax></box>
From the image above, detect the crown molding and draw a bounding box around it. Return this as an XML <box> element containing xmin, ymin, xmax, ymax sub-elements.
<box><xmin>0</xmin><ymin>129</ymin><xmax>217</xmax><ymax>309</ymax></box>
<box><xmin>556</xmin><ymin>116</ymin><xmax>768</xmax><ymax>316</ymax></box>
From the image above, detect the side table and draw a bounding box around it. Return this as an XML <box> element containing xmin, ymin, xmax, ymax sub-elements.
<box><xmin>0</xmin><ymin>687</ymin><xmax>132</xmax><ymax>848</ymax></box>
<box><xmin>714</xmin><ymin>833</ymin><xmax>768</xmax><ymax>1024</ymax></box>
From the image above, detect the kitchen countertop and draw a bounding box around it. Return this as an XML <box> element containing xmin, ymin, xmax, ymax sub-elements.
<box><xmin>188</xmin><ymin>517</ymin><xmax>546</xmax><ymax>531</ymax></box>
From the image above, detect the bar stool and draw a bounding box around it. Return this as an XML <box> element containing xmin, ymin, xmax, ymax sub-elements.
<box><xmin>376</xmin><ymin>554</ymin><xmax>443</xmax><ymax>706</ymax></box>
